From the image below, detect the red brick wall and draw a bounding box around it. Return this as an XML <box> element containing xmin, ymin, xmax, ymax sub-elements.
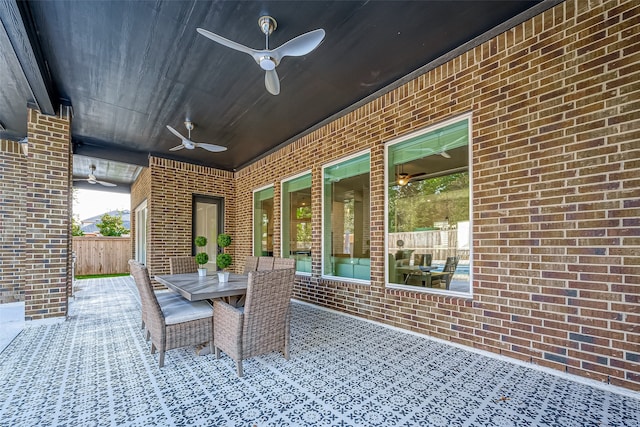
<box><xmin>146</xmin><ymin>157</ymin><xmax>235</xmax><ymax>277</ymax></box>
<box><xmin>24</xmin><ymin>108</ymin><xmax>73</xmax><ymax>320</ymax></box>
<box><xmin>138</xmin><ymin>0</ymin><xmax>639</xmax><ymax>390</ymax></box>
<box><xmin>234</xmin><ymin>0</ymin><xmax>640</xmax><ymax>390</ymax></box>
<box><xmin>130</xmin><ymin>166</ymin><xmax>151</xmax><ymax>261</ymax></box>
<box><xmin>0</xmin><ymin>139</ymin><xmax>27</xmax><ymax>303</ymax></box>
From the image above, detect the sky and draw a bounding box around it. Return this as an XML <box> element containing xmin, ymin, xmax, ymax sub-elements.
<box><xmin>73</xmin><ymin>189</ymin><xmax>130</xmax><ymax>220</ymax></box>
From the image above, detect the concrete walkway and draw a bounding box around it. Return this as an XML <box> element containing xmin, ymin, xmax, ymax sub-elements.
<box><xmin>0</xmin><ymin>301</ymin><xmax>24</xmax><ymax>354</ymax></box>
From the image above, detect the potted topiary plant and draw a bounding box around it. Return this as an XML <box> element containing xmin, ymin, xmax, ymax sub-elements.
<box><xmin>194</xmin><ymin>235</ymin><xmax>209</xmax><ymax>277</ymax></box>
<box><xmin>216</xmin><ymin>233</ymin><xmax>232</xmax><ymax>282</ymax></box>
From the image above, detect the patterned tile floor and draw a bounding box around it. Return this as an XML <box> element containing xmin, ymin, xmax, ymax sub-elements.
<box><xmin>0</xmin><ymin>277</ymin><xmax>638</xmax><ymax>426</ymax></box>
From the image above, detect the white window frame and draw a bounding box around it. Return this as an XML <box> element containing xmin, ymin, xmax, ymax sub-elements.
<box><xmin>321</xmin><ymin>150</ymin><xmax>371</xmax><ymax>284</ymax></box>
<box><xmin>384</xmin><ymin>113</ymin><xmax>473</xmax><ymax>296</ymax></box>
<box><xmin>252</xmin><ymin>184</ymin><xmax>274</xmax><ymax>257</ymax></box>
<box><xmin>281</xmin><ymin>171</ymin><xmax>313</xmax><ymax>276</ymax></box>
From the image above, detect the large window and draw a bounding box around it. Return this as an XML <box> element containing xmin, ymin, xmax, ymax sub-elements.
<box><xmin>323</xmin><ymin>152</ymin><xmax>371</xmax><ymax>281</ymax></box>
<box><xmin>253</xmin><ymin>186</ymin><xmax>274</xmax><ymax>257</ymax></box>
<box><xmin>387</xmin><ymin>117</ymin><xmax>471</xmax><ymax>293</ymax></box>
<box><xmin>282</xmin><ymin>173</ymin><xmax>312</xmax><ymax>273</ymax></box>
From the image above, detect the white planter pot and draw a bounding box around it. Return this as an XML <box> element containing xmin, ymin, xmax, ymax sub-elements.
<box><xmin>217</xmin><ymin>271</ymin><xmax>230</xmax><ymax>282</ymax></box>
<box><xmin>197</xmin><ymin>268</ymin><xmax>207</xmax><ymax>277</ymax></box>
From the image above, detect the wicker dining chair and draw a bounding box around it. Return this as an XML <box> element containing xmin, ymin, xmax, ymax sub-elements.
<box><xmin>273</xmin><ymin>257</ymin><xmax>295</xmax><ymax>270</ymax></box>
<box><xmin>243</xmin><ymin>256</ymin><xmax>259</xmax><ymax>273</ymax></box>
<box><xmin>169</xmin><ymin>256</ymin><xmax>198</xmax><ymax>274</ymax></box>
<box><xmin>129</xmin><ymin>260</ymin><xmax>214</xmax><ymax>367</ymax></box>
<box><xmin>256</xmin><ymin>256</ymin><xmax>274</xmax><ymax>271</ymax></box>
<box><xmin>129</xmin><ymin>260</ymin><xmax>180</xmax><ymax>340</ymax></box>
<box><xmin>213</xmin><ymin>268</ymin><xmax>296</xmax><ymax>377</ymax></box>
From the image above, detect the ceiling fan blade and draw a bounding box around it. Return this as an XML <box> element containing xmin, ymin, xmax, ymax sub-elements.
<box><xmin>169</xmin><ymin>144</ymin><xmax>184</xmax><ymax>151</ymax></box>
<box><xmin>197</xmin><ymin>28</ymin><xmax>258</xmax><ymax>57</ymax></box>
<box><xmin>166</xmin><ymin>125</ymin><xmax>186</xmax><ymax>140</ymax></box>
<box><xmin>408</xmin><ymin>172</ymin><xmax>428</xmax><ymax>182</ymax></box>
<box><xmin>272</xmin><ymin>29</ymin><xmax>325</xmax><ymax>62</ymax></box>
<box><xmin>265</xmin><ymin>69</ymin><xmax>280</xmax><ymax>95</ymax></box>
<box><xmin>440</xmin><ymin>151</ymin><xmax>451</xmax><ymax>159</ymax></box>
<box><xmin>96</xmin><ymin>180</ymin><xmax>117</xmax><ymax>187</ymax></box>
<box><xmin>195</xmin><ymin>142</ymin><xmax>227</xmax><ymax>153</ymax></box>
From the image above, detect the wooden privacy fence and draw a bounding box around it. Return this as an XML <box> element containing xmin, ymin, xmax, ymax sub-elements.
<box><xmin>388</xmin><ymin>230</ymin><xmax>469</xmax><ymax>262</ymax></box>
<box><xmin>73</xmin><ymin>237</ymin><xmax>131</xmax><ymax>276</ymax></box>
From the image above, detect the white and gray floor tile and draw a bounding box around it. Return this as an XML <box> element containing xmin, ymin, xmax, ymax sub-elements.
<box><xmin>0</xmin><ymin>277</ymin><xmax>638</xmax><ymax>426</ymax></box>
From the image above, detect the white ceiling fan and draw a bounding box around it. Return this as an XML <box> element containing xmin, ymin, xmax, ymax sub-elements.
<box><xmin>197</xmin><ymin>16</ymin><xmax>325</xmax><ymax>95</ymax></box>
<box><xmin>74</xmin><ymin>165</ymin><xmax>117</xmax><ymax>187</ymax></box>
<box><xmin>166</xmin><ymin>121</ymin><xmax>227</xmax><ymax>152</ymax></box>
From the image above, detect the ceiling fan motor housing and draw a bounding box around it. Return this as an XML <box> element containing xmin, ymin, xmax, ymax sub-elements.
<box><xmin>259</xmin><ymin>56</ymin><xmax>277</xmax><ymax>70</ymax></box>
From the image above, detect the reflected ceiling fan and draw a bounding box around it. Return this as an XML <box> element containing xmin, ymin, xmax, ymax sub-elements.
<box><xmin>396</xmin><ymin>132</ymin><xmax>465</xmax><ymax>185</ymax></box>
<box><xmin>397</xmin><ymin>171</ymin><xmax>427</xmax><ymax>186</ymax></box>
<box><xmin>74</xmin><ymin>165</ymin><xmax>117</xmax><ymax>187</ymax></box>
<box><xmin>197</xmin><ymin>16</ymin><xmax>325</xmax><ymax>95</ymax></box>
<box><xmin>396</xmin><ymin>164</ymin><xmax>429</xmax><ymax>186</ymax></box>
<box><xmin>437</xmin><ymin>134</ymin><xmax>466</xmax><ymax>159</ymax></box>
<box><xmin>166</xmin><ymin>121</ymin><xmax>227</xmax><ymax>152</ymax></box>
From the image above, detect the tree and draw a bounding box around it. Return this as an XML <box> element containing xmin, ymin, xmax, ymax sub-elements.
<box><xmin>389</xmin><ymin>172</ymin><xmax>469</xmax><ymax>232</ymax></box>
<box><xmin>96</xmin><ymin>212</ymin><xmax>129</xmax><ymax>236</ymax></box>
<box><xmin>72</xmin><ymin>216</ymin><xmax>84</xmax><ymax>236</ymax></box>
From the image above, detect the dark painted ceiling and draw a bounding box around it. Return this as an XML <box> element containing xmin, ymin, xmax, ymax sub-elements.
<box><xmin>0</xmin><ymin>0</ymin><xmax>553</xmax><ymax>190</ymax></box>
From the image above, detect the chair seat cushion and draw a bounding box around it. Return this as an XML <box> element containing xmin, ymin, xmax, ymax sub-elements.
<box><xmin>160</xmin><ymin>296</ymin><xmax>213</xmax><ymax>325</ymax></box>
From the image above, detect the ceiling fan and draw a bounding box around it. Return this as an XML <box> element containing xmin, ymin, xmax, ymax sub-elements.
<box><xmin>166</xmin><ymin>121</ymin><xmax>227</xmax><ymax>152</ymax></box>
<box><xmin>197</xmin><ymin>16</ymin><xmax>325</xmax><ymax>95</ymax></box>
<box><xmin>74</xmin><ymin>165</ymin><xmax>117</xmax><ymax>187</ymax></box>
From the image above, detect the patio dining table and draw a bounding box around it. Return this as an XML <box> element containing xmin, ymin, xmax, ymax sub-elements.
<box><xmin>396</xmin><ymin>265</ymin><xmax>450</xmax><ymax>288</ymax></box>
<box><xmin>154</xmin><ymin>272</ymin><xmax>248</xmax><ymax>302</ymax></box>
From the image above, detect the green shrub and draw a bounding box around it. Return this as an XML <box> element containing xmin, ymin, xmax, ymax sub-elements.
<box><xmin>216</xmin><ymin>253</ymin><xmax>232</xmax><ymax>270</ymax></box>
<box><xmin>195</xmin><ymin>252</ymin><xmax>209</xmax><ymax>267</ymax></box>
<box><xmin>217</xmin><ymin>233</ymin><xmax>231</xmax><ymax>248</ymax></box>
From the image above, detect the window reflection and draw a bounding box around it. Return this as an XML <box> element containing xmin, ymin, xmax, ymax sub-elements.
<box><xmin>323</xmin><ymin>153</ymin><xmax>371</xmax><ymax>281</ymax></box>
<box><xmin>253</xmin><ymin>186</ymin><xmax>274</xmax><ymax>256</ymax></box>
<box><xmin>387</xmin><ymin>119</ymin><xmax>471</xmax><ymax>293</ymax></box>
<box><xmin>282</xmin><ymin>174</ymin><xmax>312</xmax><ymax>273</ymax></box>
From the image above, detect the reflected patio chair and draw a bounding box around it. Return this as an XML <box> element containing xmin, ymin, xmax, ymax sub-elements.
<box><xmin>414</xmin><ymin>253</ymin><xmax>432</xmax><ymax>267</ymax></box>
<box><xmin>273</xmin><ymin>257</ymin><xmax>295</xmax><ymax>270</ymax></box>
<box><xmin>129</xmin><ymin>260</ymin><xmax>213</xmax><ymax>367</ymax></box>
<box><xmin>244</xmin><ymin>256</ymin><xmax>259</xmax><ymax>273</ymax></box>
<box><xmin>169</xmin><ymin>256</ymin><xmax>198</xmax><ymax>274</ymax></box>
<box><xmin>213</xmin><ymin>268</ymin><xmax>295</xmax><ymax>377</ymax></box>
<box><xmin>257</xmin><ymin>256</ymin><xmax>274</xmax><ymax>271</ymax></box>
<box><xmin>394</xmin><ymin>249</ymin><xmax>414</xmax><ymax>267</ymax></box>
<box><xmin>430</xmin><ymin>256</ymin><xmax>459</xmax><ymax>290</ymax></box>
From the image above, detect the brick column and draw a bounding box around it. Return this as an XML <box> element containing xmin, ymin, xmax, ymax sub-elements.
<box><xmin>24</xmin><ymin>107</ymin><xmax>73</xmax><ymax>321</ymax></box>
<box><xmin>0</xmin><ymin>139</ymin><xmax>27</xmax><ymax>303</ymax></box>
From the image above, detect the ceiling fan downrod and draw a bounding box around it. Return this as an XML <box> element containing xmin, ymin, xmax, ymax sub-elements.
<box><xmin>258</xmin><ymin>16</ymin><xmax>277</xmax><ymax>70</ymax></box>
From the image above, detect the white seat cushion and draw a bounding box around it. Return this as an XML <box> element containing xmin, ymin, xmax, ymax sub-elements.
<box><xmin>159</xmin><ymin>296</ymin><xmax>213</xmax><ymax>325</ymax></box>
